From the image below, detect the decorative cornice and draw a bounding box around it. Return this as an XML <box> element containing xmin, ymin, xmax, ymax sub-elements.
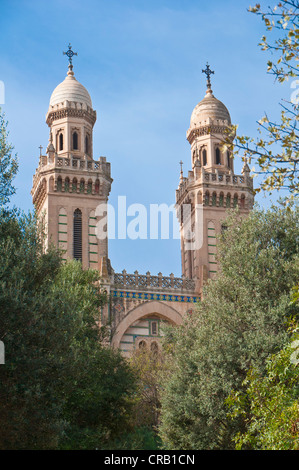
<box><xmin>187</xmin><ymin>125</ymin><xmax>228</xmax><ymax>143</ymax></box>
<box><xmin>46</xmin><ymin>107</ymin><xmax>96</xmax><ymax>127</ymax></box>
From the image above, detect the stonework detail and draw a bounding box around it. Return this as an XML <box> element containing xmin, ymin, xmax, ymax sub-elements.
<box><xmin>31</xmin><ymin>60</ymin><xmax>254</xmax><ymax>357</ymax></box>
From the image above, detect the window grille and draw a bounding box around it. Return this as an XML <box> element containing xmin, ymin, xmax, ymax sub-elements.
<box><xmin>73</xmin><ymin>209</ymin><xmax>82</xmax><ymax>261</ymax></box>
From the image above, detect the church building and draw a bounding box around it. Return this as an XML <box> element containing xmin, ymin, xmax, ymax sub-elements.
<box><xmin>31</xmin><ymin>46</ymin><xmax>254</xmax><ymax>357</ymax></box>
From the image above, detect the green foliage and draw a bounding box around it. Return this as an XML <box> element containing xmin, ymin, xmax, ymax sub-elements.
<box><xmin>158</xmin><ymin>205</ymin><xmax>299</xmax><ymax>450</ymax></box>
<box><xmin>129</xmin><ymin>347</ymin><xmax>166</xmax><ymax>430</ymax></box>
<box><xmin>0</xmin><ymin>210</ymin><xmax>136</xmax><ymax>449</ymax></box>
<box><xmin>0</xmin><ymin>109</ymin><xmax>18</xmax><ymax>206</ymax></box>
<box><xmin>224</xmin><ymin>1</ymin><xmax>299</xmax><ymax>199</ymax></box>
<box><xmin>108</xmin><ymin>426</ymin><xmax>162</xmax><ymax>451</ymax></box>
<box><xmin>227</xmin><ymin>323</ymin><xmax>299</xmax><ymax>450</ymax></box>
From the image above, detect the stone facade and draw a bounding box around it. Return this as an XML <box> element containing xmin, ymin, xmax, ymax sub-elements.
<box><xmin>31</xmin><ymin>61</ymin><xmax>254</xmax><ymax>357</ymax></box>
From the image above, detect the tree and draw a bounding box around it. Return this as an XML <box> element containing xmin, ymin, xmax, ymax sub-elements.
<box><xmin>0</xmin><ymin>211</ymin><xmax>137</xmax><ymax>449</ymax></box>
<box><xmin>0</xmin><ymin>110</ymin><xmax>136</xmax><ymax>449</ymax></box>
<box><xmin>224</xmin><ymin>1</ymin><xmax>299</xmax><ymax>199</ymax></box>
<box><xmin>0</xmin><ymin>109</ymin><xmax>18</xmax><ymax>206</ymax></box>
<box><xmin>158</xmin><ymin>205</ymin><xmax>299</xmax><ymax>450</ymax></box>
<box><xmin>227</xmin><ymin>322</ymin><xmax>299</xmax><ymax>450</ymax></box>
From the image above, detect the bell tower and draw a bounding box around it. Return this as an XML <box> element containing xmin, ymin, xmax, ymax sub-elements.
<box><xmin>31</xmin><ymin>45</ymin><xmax>113</xmax><ymax>273</ymax></box>
<box><xmin>176</xmin><ymin>64</ymin><xmax>254</xmax><ymax>294</ymax></box>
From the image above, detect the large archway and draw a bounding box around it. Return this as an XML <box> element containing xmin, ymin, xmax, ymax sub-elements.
<box><xmin>111</xmin><ymin>300</ymin><xmax>183</xmax><ymax>353</ymax></box>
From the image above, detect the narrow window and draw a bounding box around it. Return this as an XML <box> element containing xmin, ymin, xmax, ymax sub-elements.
<box><xmin>72</xmin><ymin>178</ymin><xmax>77</xmax><ymax>193</ymax></box>
<box><xmin>151</xmin><ymin>321</ymin><xmax>158</xmax><ymax>336</ymax></box>
<box><xmin>226</xmin><ymin>194</ymin><xmax>231</xmax><ymax>208</ymax></box>
<box><xmin>227</xmin><ymin>151</ymin><xmax>230</xmax><ymax>168</ymax></box>
<box><xmin>212</xmin><ymin>192</ymin><xmax>217</xmax><ymax>206</ymax></box>
<box><xmin>73</xmin><ymin>131</ymin><xmax>78</xmax><ymax>150</ymax></box>
<box><xmin>85</xmin><ymin>135</ymin><xmax>89</xmax><ymax>154</ymax></box>
<box><xmin>73</xmin><ymin>209</ymin><xmax>82</xmax><ymax>262</ymax></box>
<box><xmin>203</xmin><ymin>148</ymin><xmax>207</xmax><ymax>166</ymax></box>
<box><xmin>59</xmin><ymin>133</ymin><xmax>63</xmax><ymax>151</ymax></box>
<box><xmin>57</xmin><ymin>177</ymin><xmax>62</xmax><ymax>192</ymax></box>
<box><xmin>64</xmin><ymin>177</ymin><xmax>70</xmax><ymax>192</ymax></box>
<box><xmin>219</xmin><ymin>193</ymin><xmax>224</xmax><ymax>206</ymax></box>
<box><xmin>216</xmin><ymin>148</ymin><xmax>221</xmax><ymax>165</ymax></box>
<box><xmin>151</xmin><ymin>341</ymin><xmax>159</xmax><ymax>358</ymax></box>
<box><xmin>205</xmin><ymin>191</ymin><xmax>209</xmax><ymax>206</ymax></box>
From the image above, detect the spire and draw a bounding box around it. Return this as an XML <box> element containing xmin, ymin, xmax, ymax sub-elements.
<box><xmin>63</xmin><ymin>43</ymin><xmax>78</xmax><ymax>76</ymax></box>
<box><xmin>202</xmin><ymin>62</ymin><xmax>214</xmax><ymax>96</ymax></box>
<box><xmin>179</xmin><ymin>160</ymin><xmax>184</xmax><ymax>182</ymax></box>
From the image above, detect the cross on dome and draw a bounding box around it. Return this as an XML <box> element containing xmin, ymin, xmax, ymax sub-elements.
<box><xmin>63</xmin><ymin>43</ymin><xmax>78</xmax><ymax>71</ymax></box>
<box><xmin>202</xmin><ymin>62</ymin><xmax>214</xmax><ymax>92</ymax></box>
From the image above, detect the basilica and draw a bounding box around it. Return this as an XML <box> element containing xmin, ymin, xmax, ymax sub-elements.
<box><xmin>31</xmin><ymin>46</ymin><xmax>254</xmax><ymax>356</ymax></box>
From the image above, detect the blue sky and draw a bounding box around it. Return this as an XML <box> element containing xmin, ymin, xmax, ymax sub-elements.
<box><xmin>0</xmin><ymin>0</ymin><xmax>290</xmax><ymax>276</ymax></box>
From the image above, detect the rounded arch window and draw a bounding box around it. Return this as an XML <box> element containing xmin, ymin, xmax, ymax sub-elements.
<box><xmin>57</xmin><ymin>176</ymin><xmax>62</xmax><ymax>192</ymax></box>
<box><xmin>72</xmin><ymin>131</ymin><xmax>78</xmax><ymax>150</ymax></box>
<box><xmin>227</xmin><ymin>150</ymin><xmax>231</xmax><ymax>168</ymax></box>
<box><xmin>85</xmin><ymin>135</ymin><xmax>89</xmax><ymax>155</ymax></box>
<box><xmin>72</xmin><ymin>178</ymin><xmax>77</xmax><ymax>193</ymax></box>
<box><xmin>79</xmin><ymin>179</ymin><xmax>85</xmax><ymax>193</ymax></box>
<box><xmin>219</xmin><ymin>193</ymin><xmax>224</xmax><ymax>206</ymax></box>
<box><xmin>204</xmin><ymin>191</ymin><xmax>210</xmax><ymax>206</ymax></box>
<box><xmin>216</xmin><ymin>148</ymin><xmax>221</xmax><ymax>165</ymax></box>
<box><xmin>151</xmin><ymin>341</ymin><xmax>159</xmax><ymax>357</ymax></box>
<box><xmin>64</xmin><ymin>177</ymin><xmax>70</xmax><ymax>192</ymax></box>
<box><xmin>202</xmin><ymin>148</ymin><xmax>207</xmax><ymax>166</ymax></box>
<box><xmin>59</xmin><ymin>133</ymin><xmax>63</xmax><ymax>151</ymax></box>
<box><xmin>138</xmin><ymin>340</ymin><xmax>147</xmax><ymax>350</ymax></box>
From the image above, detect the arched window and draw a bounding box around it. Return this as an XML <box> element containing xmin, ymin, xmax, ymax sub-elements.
<box><xmin>205</xmin><ymin>191</ymin><xmax>210</xmax><ymax>206</ymax></box>
<box><xmin>95</xmin><ymin>179</ymin><xmax>100</xmax><ymax>194</ymax></box>
<box><xmin>87</xmin><ymin>180</ymin><xmax>92</xmax><ymax>194</ymax></box>
<box><xmin>150</xmin><ymin>321</ymin><xmax>158</xmax><ymax>336</ymax></box>
<box><xmin>59</xmin><ymin>133</ymin><xmax>63</xmax><ymax>151</ymax></box>
<box><xmin>240</xmin><ymin>194</ymin><xmax>245</xmax><ymax>209</ymax></box>
<box><xmin>212</xmin><ymin>192</ymin><xmax>217</xmax><ymax>206</ymax></box>
<box><xmin>233</xmin><ymin>194</ymin><xmax>238</xmax><ymax>208</ymax></box>
<box><xmin>73</xmin><ymin>209</ymin><xmax>82</xmax><ymax>262</ymax></box>
<box><xmin>64</xmin><ymin>177</ymin><xmax>70</xmax><ymax>193</ymax></box>
<box><xmin>85</xmin><ymin>135</ymin><xmax>89</xmax><ymax>154</ymax></box>
<box><xmin>72</xmin><ymin>178</ymin><xmax>77</xmax><ymax>193</ymax></box>
<box><xmin>57</xmin><ymin>176</ymin><xmax>62</xmax><ymax>192</ymax></box>
<box><xmin>227</xmin><ymin>151</ymin><xmax>231</xmax><ymax>168</ymax></box>
<box><xmin>226</xmin><ymin>194</ymin><xmax>231</xmax><ymax>208</ymax></box>
<box><xmin>216</xmin><ymin>148</ymin><xmax>221</xmax><ymax>165</ymax></box>
<box><xmin>138</xmin><ymin>340</ymin><xmax>147</xmax><ymax>350</ymax></box>
<box><xmin>203</xmin><ymin>148</ymin><xmax>207</xmax><ymax>166</ymax></box>
<box><xmin>219</xmin><ymin>193</ymin><xmax>224</xmax><ymax>207</ymax></box>
<box><xmin>79</xmin><ymin>179</ymin><xmax>85</xmax><ymax>193</ymax></box>
<box><xmin>72</xmin><ymin>131</ymin><xmax>78</xmax><ymax>150</ymax></box>
<box><xmin>151</xmin><ymin>341</ymin><xmax>159</xmax><ymax>358</ymax></box>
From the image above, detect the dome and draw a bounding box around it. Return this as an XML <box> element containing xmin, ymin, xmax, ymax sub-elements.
<box><xmin>190</xmin><ymin>89</ymin><xmax>231</xmax><ymax>127</ymax></box>
<box><xmin>49</xmin><ymin>69</ymin><xmax>92</xmax><ymax>108</ymax></box>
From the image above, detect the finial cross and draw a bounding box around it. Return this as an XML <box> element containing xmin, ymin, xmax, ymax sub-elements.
<box><xmin>63</xmin><ymin>43</ymin><xmax>78</xmax><ymax>67</ymax></box>
<box><xmin>179</xmin><ymin>160</ymin><xmax>183</xmax><ymax>173</ymax></box>
<box><xmin>202</xmin><ymin>62</ymin><xmax>214</xmax><ymax>88</ymax></box>
<box><xmin>39</xmin><ymin>145</ymin><xmax>43</xmax><ymax>156</ymax></box>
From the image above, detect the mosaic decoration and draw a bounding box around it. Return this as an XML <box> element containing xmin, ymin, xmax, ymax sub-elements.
<box><xmin>112</xmin><ymin>290</ymin><xmax>200</xmax><ymax>303</ymax></box>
